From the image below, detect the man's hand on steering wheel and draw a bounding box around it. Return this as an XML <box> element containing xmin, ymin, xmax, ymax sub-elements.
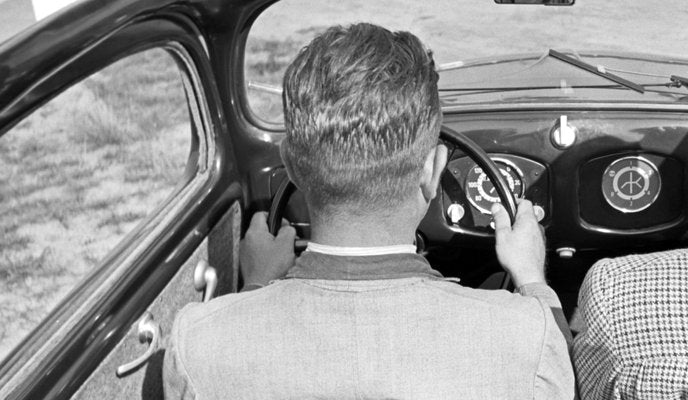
<box><xmin>491</xmin><ymin>200</ymin><xmax>546</xmax><ymax>288</ymax></box>
<box><xmin>240</xmin><ymin>212</ymin><xmax>296</xmax><ymax>291</ymax></box>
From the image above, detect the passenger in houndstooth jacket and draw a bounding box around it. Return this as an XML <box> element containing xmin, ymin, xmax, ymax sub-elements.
<box><xmin>573</xmin><ymin>248</ymin><xmax>688</xmax><ymax>399</ymax></box>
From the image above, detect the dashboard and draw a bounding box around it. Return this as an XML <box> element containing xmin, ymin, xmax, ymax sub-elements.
<box><xmin>419</xmin><ymin>110</ymin><xmax>688</xmax><ymax>254</ymax></box>
<box><xmin>261</xmin><ymin>109</ymin><xmax>688</xmax><ymax>306</ymax></box>
<box><xmin>267</xmin><ymin>109</ymin><xmax>688</xmax><ymax>257</ymax></box>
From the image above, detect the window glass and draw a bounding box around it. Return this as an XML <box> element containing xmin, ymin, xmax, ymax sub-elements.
<box><xmin>0</xmin><ymin>48</ymin><xmax>192</xmax><ymax>361</ymax></box>
<box><xmin>245</xmin><ymin>0</ymin><xmax>688</xmax><ymax>125</ymax></box>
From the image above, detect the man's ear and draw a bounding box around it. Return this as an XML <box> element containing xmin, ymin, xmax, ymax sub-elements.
<box><xmin>420</xmin><ymin>144</ymin><xmax>448</xmax><ymax>202</ymax></box>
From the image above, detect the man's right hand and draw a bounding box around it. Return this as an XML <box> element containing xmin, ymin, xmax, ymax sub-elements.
<box><xmin>491</xmin><ymin>200</ymin><xmax>546</xmax><ymax>288</ymax></box>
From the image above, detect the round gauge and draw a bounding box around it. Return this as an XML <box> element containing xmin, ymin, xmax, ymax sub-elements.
<box><xmin>601</xmin><ymin>156</ymin><xmax>661</xmax><ymax>213</ymax></box>
<box><xmin>465</xmin><ymin>159</ymin><xmax>524</xmax><ymax>214</ymax></box>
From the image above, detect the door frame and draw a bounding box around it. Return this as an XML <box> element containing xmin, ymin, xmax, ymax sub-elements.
<box><xmin>0</xmin><ymin>3</ymin><xmax>240</xmax><ymax>399</ymax></box>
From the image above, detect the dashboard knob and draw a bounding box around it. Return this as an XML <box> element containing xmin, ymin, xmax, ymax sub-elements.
<box><xmin>533</xmin><ymin>205</ymin><xmax>545</xmax><ymax>222</ymax></box>
<box><xmin>556</xmin><ymin>247</ymin><xmax>576</xmax><ymax>259</ymax></box>
<box><xmin>551</xmin><ymin>115</ymin><xmax>576</xmax><ymax>149</ymax></box>
<box><xmin>447</xmin><ymin>203</ymin><xmax>465</xmax><ymax>224</ymax></box>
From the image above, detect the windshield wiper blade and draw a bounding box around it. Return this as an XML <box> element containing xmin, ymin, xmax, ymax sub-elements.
<box><xmin>548</xmin><ymin>49</ymin><xmax>645</xmax><ymax>94</ymax></box>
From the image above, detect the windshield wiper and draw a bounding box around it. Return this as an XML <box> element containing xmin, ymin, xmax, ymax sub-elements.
<box><xmin>548</xmin><ymin>49</ymin><xmax>645</xmax><ymax>93</ymax></box>
<box><xmin>669</xmin><ymin>75</ymin><xmax>688</xmax><ymax>90</ymax></box>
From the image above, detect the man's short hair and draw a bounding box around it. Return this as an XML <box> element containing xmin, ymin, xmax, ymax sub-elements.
<box><xmin>281</xmin><ymin>23</ymin><xmax>440</xmax><ymax>214</ymax></box>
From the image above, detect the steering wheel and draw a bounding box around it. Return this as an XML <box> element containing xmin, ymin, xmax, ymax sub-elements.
<box><xmin>267</xmin><ymin>125</ymin><xmax>517</xmax><ymax>237</ymax></box>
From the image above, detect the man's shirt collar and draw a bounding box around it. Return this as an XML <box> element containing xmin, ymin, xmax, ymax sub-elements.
<box><xmin>305</xmin><ymin>242</ymin><xmax>417</xmax><ymax>256</ymax></box>
<box><xmin>286</xmin><ymin>248</ymin><xmax>443</xmax><ymax>281</ymax></box>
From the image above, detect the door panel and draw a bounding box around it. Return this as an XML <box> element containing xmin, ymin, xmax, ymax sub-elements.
<box><xmin>71</xmin><ymin>202</ymin><xmax>241</xmax><ymax>400</ymax></box>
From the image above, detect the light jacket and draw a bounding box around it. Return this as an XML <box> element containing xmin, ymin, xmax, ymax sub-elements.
<box><xmin>164</xmin><ymin>252</ymin><xmax>575</xmax><ymax>399</ymax></box>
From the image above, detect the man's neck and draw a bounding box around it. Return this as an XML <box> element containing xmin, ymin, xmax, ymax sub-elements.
<box><xmin>309</xmin><ymin>208</ymin><xmax>420</xmax><ymax>247</ymax></box>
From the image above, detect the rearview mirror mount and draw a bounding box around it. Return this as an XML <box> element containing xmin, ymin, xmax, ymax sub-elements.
<box><xmin>494</xmin><ymin>0</ymin><xmax>574</xmax><ymax>5</ymax></box>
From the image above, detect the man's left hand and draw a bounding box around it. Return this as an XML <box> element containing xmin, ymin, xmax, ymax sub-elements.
<box><xmin>240</xmin><ymin>212</ymin><xmax>296</xmax><ymax>291</ymax></box>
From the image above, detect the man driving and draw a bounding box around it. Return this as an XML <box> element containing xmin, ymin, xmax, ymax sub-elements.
<box><xmin>164</xmin><ymin>23</ymin><xmax>575</xmax><ymax>399</ymax></box>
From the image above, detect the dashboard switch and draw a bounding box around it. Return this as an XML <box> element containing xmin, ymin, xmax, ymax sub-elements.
<box><xmin>551</xmin><ymin>115</ymin><xmax>576</xmax><ymax>149</ymax></box>
<box><xmin>447</xmin><ymin>203</ymin><xmax>465</xmax><ymax>224</ymax></box>
<box><xmin>556</xmin><ymin>247</ymin><xmax>576</xmax><ymax>259</ymax></box>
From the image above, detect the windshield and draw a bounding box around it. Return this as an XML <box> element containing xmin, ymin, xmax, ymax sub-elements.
<box><xmin>246</xmin><ymin>0</ymin><xmax>688</xmax><ymax>123</ymax></box>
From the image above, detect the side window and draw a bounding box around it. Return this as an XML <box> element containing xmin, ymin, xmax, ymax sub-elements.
<box><xmin>244</xmin><ymin>35</ymin><xmax>302</xmax><ymax>124</ymax></box>
<box><xmin>0</xmin><ymin>48</ymin><xmax>193</xmax><ymax>361</ymax></box>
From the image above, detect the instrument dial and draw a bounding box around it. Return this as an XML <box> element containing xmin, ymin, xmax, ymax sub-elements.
<box><xmin>465</xmin><ymin>159</ymin><xmax>524</xmax><ymax>214</ymax></box>
<box><xmin>602</xmin><ymin>156</ymin><xmax>661</xmax><ymax>213</ymax></box>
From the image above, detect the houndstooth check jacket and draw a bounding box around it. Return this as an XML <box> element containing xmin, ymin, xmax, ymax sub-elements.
<box><xmin>573</xmin><ymin>248</ymin><xmax>688</xmax><ymax>400</ymax></box>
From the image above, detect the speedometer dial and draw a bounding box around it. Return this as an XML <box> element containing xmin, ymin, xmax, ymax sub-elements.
<box><xmin>465</xmin><ymin>159</ymin><xmax>524</xmax><ymax>214</ymax></box>
<box><xmin>602</xmin><ymin>156</ymin><xmax>661</xmax><ymax>213</ymax></box>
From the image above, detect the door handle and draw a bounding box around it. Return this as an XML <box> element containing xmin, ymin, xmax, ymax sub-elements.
<box><xmin>116</xmin><ymin>312</ymin><xmax>161</xmax><ymax>377</ymax></box>
<box><xmin>194</xmin><ymin>260</ymin><xmax>218</xmax><ymax>302</ymax></box>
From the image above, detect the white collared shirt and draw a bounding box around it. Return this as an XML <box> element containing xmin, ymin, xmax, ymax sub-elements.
<box><xmin>305</xmin><ymin>242</ymin><xmax>417</xmax><ymax>257</ymax></box>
